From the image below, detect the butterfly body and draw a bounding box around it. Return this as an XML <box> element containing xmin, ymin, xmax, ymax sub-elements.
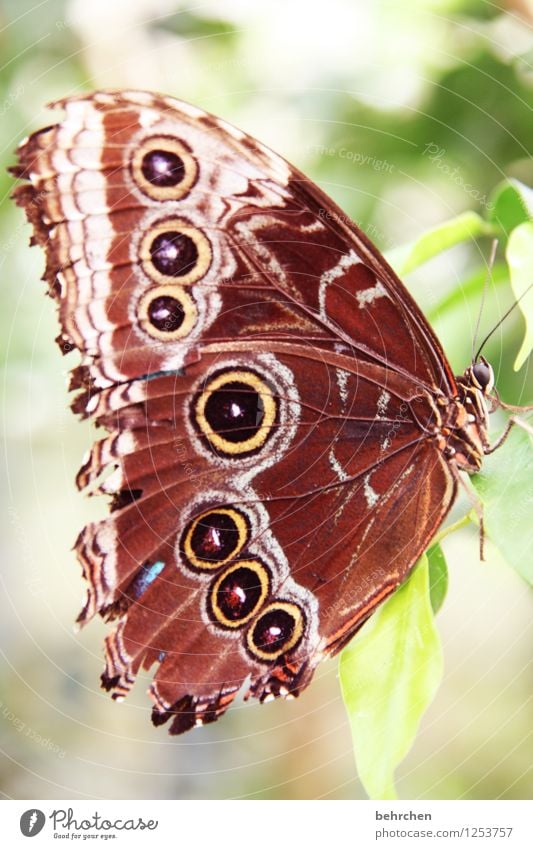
<box><xmin>12</xmin><ymin>90</ymin><xmax>495</xmax><ymax>734</ymax></box>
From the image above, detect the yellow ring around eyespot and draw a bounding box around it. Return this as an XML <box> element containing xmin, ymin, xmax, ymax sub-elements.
<box><xmin>182</xmin><ymin>507</ymin><xmax>248</xmax><ymax>572</ymax></box>
<box><xmin>138</xmin><ymin>284</ymin><xmax>197</xmax><ymax>341</ymax></box>
<box><xmin>194</xmin><ymin>370</ymin><xmax>277</xmax><ymax>456</ymax></box>
<box><xmin>139</xmin><ymin>217</ymin><xmax>212</xmax><ymax>286</ymax></box>
<box><xmin>130</xmin><ymin>135</ymin><xmax>198</xmax><ymax>201</ymax></box>
<box><xmin>246</xmin><ymin>600</ymin><xmax>305</xmax><ymax>661</ymax></box>
<box><xmin>209</xmin><ymin>559</ymin><xmax>270</xmax><ymax>629</ymax></box>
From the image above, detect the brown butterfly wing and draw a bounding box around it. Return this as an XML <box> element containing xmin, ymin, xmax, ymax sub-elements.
<box><xmin>12</xmin><ymin>91</ymin><xmax>457</xmax><ymax>732</ymax></box>
<box><xmin>13</xmin><ymin>91</ymin><xmax>455</xmax><ymax>393</ymax></box>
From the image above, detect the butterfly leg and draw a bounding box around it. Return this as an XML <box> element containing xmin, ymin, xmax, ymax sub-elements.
<box><xmin>453</xmin><ymin>470</ymin><xmax>486</xmax><ymax>561</ymax></box>
<box><xmin>484</xmin><ymin>415</ymin><xmax>533</xmax><ymax>454</ymax></box>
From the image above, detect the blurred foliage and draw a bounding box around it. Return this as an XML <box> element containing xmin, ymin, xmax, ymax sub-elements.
<box><xmin>1</xmin><ymin>0</ymin><xmax>532</xmax><ymax>802</ymax></box>
<box><xmin>473</xmin><ymin>427</ymin><xmax>533</xmax><ymax>584</ymax></box>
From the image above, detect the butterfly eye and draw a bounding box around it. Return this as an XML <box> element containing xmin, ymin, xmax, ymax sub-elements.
<box><xmin>139</xmin><ymin>285</ymin><xmax>197</xmax><ymax>340</ymax></box>
<box><xmin>131</xmin><ymin>135</ymin><xmax>198</xmax><ymax>200</ymax></box>
<box><xmin>246</xmin><ymin>601</ymin><xmax>305</xmax><ymax>661</ymax></box>
<box><xmin>140</xmin><ymin>217</ymin><xmax>212</xmax><ymax>285</ymax></box>
<box><xmin>193</xmin><ymin>369</ymin><xmax>277</xmax><ymax>457</ymax></box>
<box><xmin>180</xmin><ymin>507</ymin><xmax>249</xmax><ymax>572</ymax></box>
<box><xmin>471</xmin><ymin>359</ymin><xmax>494</xmax><ymax>393</ymax></box>
<box><xmin>208</xmin><ymin>560</ymin><xmax>271</xmax><ymax>629</ymax></box>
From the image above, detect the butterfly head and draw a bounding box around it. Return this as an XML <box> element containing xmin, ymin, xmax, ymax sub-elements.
<box><xmin>448</xmin><ymin>356</ymin><xmax>495</xmax><ymax>471</ymax></box>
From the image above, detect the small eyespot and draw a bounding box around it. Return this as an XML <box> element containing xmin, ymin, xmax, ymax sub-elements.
<box><xmin>150</xmin><ymin>231</ymin><xmax>198</xmax><ymax>277</ymax></box>
<box><xmin>246</xmin><ymin>601</ymin><xmax>305</xmax><ymax>661</ymax></box>
<box><xmin>192</xmin><ymin>369</ymin><xmax>277</xmax><ymax>457</ymax></box>
<box><xmin>208</xmin><ymin>560</ymin><xmax>270</xmax><ymax>629</ymax></box>
<box><xmin>180</xmin><ymin>507</ymin><xmax>249</xmax><ymax>572</ymax></box>
<box><xmin>142</xmin><ymin>150</ymin><xmax>185</xmax><ymax>187</ymax></box>
<box><xmin>148</xmin><ymin>295</ymin><xmax>184</xmax><ymax>330</ymax></box>
<box><xmin>140</xmin><ymin>217</ymin><xmax>211</xmax><ymax>285</ymax></box>
<box><xmin>138</xmin><ymin>285</ymin><xmax>197</xmax><ymax>340</ymax></box>
<box><xmin>130</xmin><ymin>135</ymin><xmax>198</xmax><ymax>201</ymax></box>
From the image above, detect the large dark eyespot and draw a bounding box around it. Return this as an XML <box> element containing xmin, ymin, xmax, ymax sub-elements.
<box><xmin>150</xmin><ymin>231</ymin><xmax>198</xmax><ymax>277</ymax></box>
<box><xmin>180</xmin><ymin>507</ymin><xmax>249</xmax><ymax>572</ymax></box>
<box><xmin>130</xmin><ymin>135</ymin><xmax>198</xmax><ymax>201</ymax></box>
<box><xmin>193</xmin><ymin>369</ymin><xmax>277</xmax><ymax>457</ymax></box>
<box><xmin>471</xmin><ymin>359</ymin><xmax>494</xmax><ymax>393</ymax></box>
<box><xmin>208</xmin><ymin>560</ymin><xmax>270</xmax><ymax>629</ymax></box>
<box><xmin>139</xmin><ymin>285</ymin><xmax>197</xmax><ymax>340</ymax></box>
<box><xmin>141</xmin><ymin>149</ymin><xmax>185</xmax><ymax>187</ymax></box>
<box><xmin>246</xmin><ymin>601</ymin><xmax>305</xmax><ymax>661</ymax></box>
<box><xmin>204</xmin><ymin>382</ymin><xmax>263</xmax><ymax>442</ymax></box>
<box><xmin>140</xmin><ymin>217</ymin><xmax>211</xmax><ymax>285</ymax></box>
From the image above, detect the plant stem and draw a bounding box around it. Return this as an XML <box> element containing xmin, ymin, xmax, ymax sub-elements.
<box><xmin>431</xmin><ymin>512</ymin><xmax>474</xmax><ymax>547</ymax></box>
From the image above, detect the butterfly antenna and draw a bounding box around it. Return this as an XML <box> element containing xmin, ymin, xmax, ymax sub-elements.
<box><xmin>471</xmin><ymin>239</ymin><xmax>497</xmax><ymax>364</ymax></box>
<box><xmin>474</xmin><ymin>280</ymin><xmax>533</xmax><ymax>363</ymax></box>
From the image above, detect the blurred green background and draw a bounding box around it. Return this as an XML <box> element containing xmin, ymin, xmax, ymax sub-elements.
<box><xmin>1</xmin><ymin>0</ymin><xmax>532</xmax><ymax>800</ymax></box>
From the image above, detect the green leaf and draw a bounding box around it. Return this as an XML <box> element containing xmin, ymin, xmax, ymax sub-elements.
<box><xmin>387</xmin><ymin>211</ymin><xmax>495</xmax><ymax>276</ymax></box>
<box><xmin>488</xmin><ymin>179</ymin><xmax>533</xmax><ymax>235</ymax></box>
<box><xmin>426</xmin><ymin>262</ymin><xmax>508</xmax><ymax>324</ymax></box>
<box><xmin>427</xmin><ymin>544</ymin><xmax>449</xmax><ymax>614</ymax></box>
<box><xmin>506</xmin><ymin>221</ymin><xmax>533</xmax><ymax>371</ymax></box>
<box><xmin>339</xmin><ymin>556</ymin><xmax>443</xmax><ymax>800</ymax></box>
<box><xmin>472</xmin><ymin>427</ymin><xmax>533</xmax><ymax>585</ymax></box>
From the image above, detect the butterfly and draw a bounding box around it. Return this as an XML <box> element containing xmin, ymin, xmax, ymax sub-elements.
<box><xmin>11</xmin><ymin>90</ymin><xmax>509</xmax><ymax>734</ymax></box>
